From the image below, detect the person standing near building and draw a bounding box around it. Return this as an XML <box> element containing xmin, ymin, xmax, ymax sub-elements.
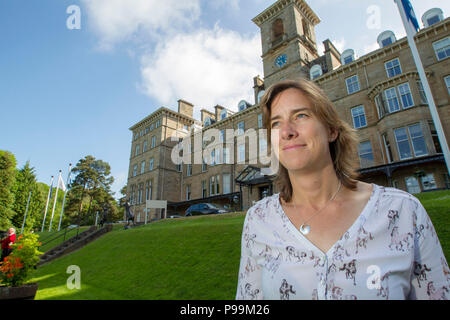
<box><xmin>236</xmin><ymin>79</ymin><xmax>449</xmax><ymax>300</ymax></box>
<box><xmin>1</xmin><ymin>228</ymin><xmax>16</xmax><ymax>262</ymax></box>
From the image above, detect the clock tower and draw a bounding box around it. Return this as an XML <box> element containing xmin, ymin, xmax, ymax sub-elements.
<box><xmin>252</xmin><ymin>0</ymin><xmax>321</xmax><ymax>88</ymax></box>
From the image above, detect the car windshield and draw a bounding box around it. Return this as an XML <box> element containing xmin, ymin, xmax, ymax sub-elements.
<box><xmin>206</xmin><ymin>204</ymin><xmax>218</xmax><ymax>209</ymax></box>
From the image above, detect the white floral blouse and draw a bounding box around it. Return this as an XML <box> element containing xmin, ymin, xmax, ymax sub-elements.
<box><xmin>236</xmin><ymin>184</ymin><xmax>450</xmax><ymax>300</ymax></box>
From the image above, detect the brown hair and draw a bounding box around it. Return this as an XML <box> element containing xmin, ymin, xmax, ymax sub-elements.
<box><xmin>260</xmin><ymin>79</ymin><xmax>360</xmax><ymax>203</ymax></box>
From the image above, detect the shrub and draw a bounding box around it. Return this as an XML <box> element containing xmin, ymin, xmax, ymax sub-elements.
<box><xmin>0</xmin><ymin>233</ymin><xmax>43</xmax><ymax>287</ymax></box>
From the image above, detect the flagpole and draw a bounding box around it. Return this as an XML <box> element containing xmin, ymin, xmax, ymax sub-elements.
<box><xmin>49</xmin><ymin>170</ymin><xmax>62</xmax><ymax>232</ymax></box>
<box><xmin>395</xmin><ymin>0</ymin><xmax>450</xmax><ymax>176</ymax></box>
<box><xmin>21</xmin><ymin>191</ymin><xmax>32</xmax><ymax>235</ymax></box>
<box><xmin>58</xmin><ymin>163</ymin><xmax>72</xmax><ymax>231</ymax></box>
<box><xmin>41</xmin><ymin>176</ymin><xmax>54</xmax><ymax>232</ymax></box>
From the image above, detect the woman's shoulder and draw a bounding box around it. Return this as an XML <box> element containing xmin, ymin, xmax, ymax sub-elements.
<box><xmin>371</xmin><ymin>183</ymin><xmax>426</xmax><ymax>217</ymax></box>
<box><xmin>245</xmin><ymin>193</ymin><xmax>280</xmax><ymax>219</ymax></box>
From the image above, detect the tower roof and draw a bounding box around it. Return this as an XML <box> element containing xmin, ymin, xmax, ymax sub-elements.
<box><xmin>252</xmin><ymin>0</ymin><xmax>320</xmax><ymax>27</ymax></box>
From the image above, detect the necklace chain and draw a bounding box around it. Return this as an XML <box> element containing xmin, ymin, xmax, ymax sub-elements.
<box><xmin>290</xmin><ymin>180</ymin><xmax>342</xmax><ymax>235</ymax></box>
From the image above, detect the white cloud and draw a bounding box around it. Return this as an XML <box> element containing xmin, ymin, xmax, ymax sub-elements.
<box><xmin>81</xmin><ymin>0</ymin><xmax>201</xmax><ymax>50</ymax></box>
<box><xmin>363</xmin><ymin>41</ymin><xmax>380</xmax><ymax>55</ymax></box>
<box><xmin>139</xmin><ymin>25</ymin><xmax>263</xmax><ymax>118</ymax></box>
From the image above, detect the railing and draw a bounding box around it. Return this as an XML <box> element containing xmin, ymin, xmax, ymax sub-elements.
<box><xmin>39</xmin><ymin>225</ymin><xmax>84</xmax><ymax>250</ymax></box>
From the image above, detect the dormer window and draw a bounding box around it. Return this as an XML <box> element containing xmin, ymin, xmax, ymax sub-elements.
<box><xmin>220</xmin><ymin>109</ymin><xmax>227</xmax><ymax>120</ymax></box>
<box><xmin>377</xmin><ymin>31</ymin><xmax>396</xmax><ymax>48</ymax></box>
<box><xmin>309</xmin><ymin>64</ymin><xmax>323</xmax><ymax>80</ymax></box>
<box><xmin>341</xmin><ymin>49</ymin><xmax>355</xmax><ymax>65</ymax></box>
<box><xmin>422</xmin><ymin>8</ymin><xmax>444</xmax><ymax>28</ymax></box>
<box><xmin>238</xmin><ymin>100</ymin><xmax>250</xmax><ymax>112</ymax></box>
<box><xmin>204</xmin><ymin>117</ymin><xmax>211</xmax><ymax>127</ymax></box>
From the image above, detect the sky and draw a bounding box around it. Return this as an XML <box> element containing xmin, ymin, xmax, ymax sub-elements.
<box><xmin>1</xmin><ymin>0</ymin><xmax>449</xmax><ymax>199</ymax></box>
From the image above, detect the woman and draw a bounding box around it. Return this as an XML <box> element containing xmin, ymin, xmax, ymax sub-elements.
<box><xmin>236</xmin><ymin>79</ymin><xmax>449</xmax><ymax>300</ymax></box>
<box><xmin>1</xmin><ymin>228</ymin><xmax>16</xmax><ymax>262</ymax></box>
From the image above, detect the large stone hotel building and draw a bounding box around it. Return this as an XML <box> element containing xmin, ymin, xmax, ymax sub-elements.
<box><xmin>126</xmin><ymin>0</ymin><xmax>450</xmax><ymax>221</ymax></box>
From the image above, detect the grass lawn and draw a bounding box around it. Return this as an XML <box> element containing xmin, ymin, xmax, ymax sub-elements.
<box><xmin>28</xmin><ymin>190</ymin><xmax>449</xmax><ymax>300</ymax></box>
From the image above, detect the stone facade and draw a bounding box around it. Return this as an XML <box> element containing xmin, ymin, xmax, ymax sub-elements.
<box><xmin>126</xmin><ymin>0</ymin><xmax>450</xmax><ymax>220</ymax></box>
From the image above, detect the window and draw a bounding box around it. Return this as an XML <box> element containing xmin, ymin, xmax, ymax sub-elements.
<box><xmin>220</xmin><ymin>109</ymin><xmax>227</xmax><ymax>120</ymax></box>
<box><xmin>177</xmin><ymin>164</ymin><xmax>182</xmax><ymax>172</ymax></box>
<box><xmin>223</xmin><ymin>147</ymin><xmax>231</xmax><ymax>164</ymax></box>
<box><xmin>223</xmin><ymin>174</ymin><xmax>231</xmax><ymax>194</ymax></box>
<box><xmin>259</xmin><ymin>137</ymin><xmax>267</xmax><ymax>156</ymax></box>
<box><xmin>421</xmin><ymin>173</ymin><xmax>436</xmax><ymax>191</ymax></box>
<box><xmin>394</xmin><ymin>123</ymin><xmax>427</xmax><ymax>160</ymax></box>
<box><xmin>238</xmin><ymin>144</ymin><xmax>245</xmax><ymax>163</ymax></box>
<box><xmin>130</xmin><ymin>185</ymin><xmax>136</xmax><ymax>204</ymax></box>
<box><xmin>209</xmin><ymin>176</ymin><xmax>215</xmax><ymax>195</ymax></box>
<box><xmin>151</xmin><ymin>136</ymin><xmax>156</xmax><ymax>148</ymax></box>
<box><xmin>145</xmin><ymin>127</ymin><xmax>149</xmax><ymax>135</ymax></box>
<box><xmin>187</xmin><ymin>164</ymin><xmax>192</xmax><ymax>176</ymax></box>
<box><xmin>433</xmin><ymin>37</ymin><xmax>450</xmax><ymax>61</ymax></box>
<box><xmin>377</xmin><ymin>30</ymin><xmax>396</xmax><ymax>48</ymax></box>
<box><xmin>394</xmin><ymin>127</ymin><xmax>412</xmax><ymax>159</ymax></box>
<box><xmin>345</xmin><ymin>75</ymin><xmax>360</xmax><ymax>94</ymax></box>
<box><xmin>382</xmin><ymin>133</ymin><xmax>393</xmax><ymax>163</ymax></box>
<box><xmin>210</xmin><ymin>150</ymin><xmax>215</xmax><ymax>166</ymax></box>
<box><xmin>202</xmin><ymin>180</ymin><xmax>207</xmax><ymax>198</ymax></box>
<box><xmin>138</xmin><ymin>183</ymin><xmax>144</xmax><ymax>204</ymax></box>
<box><xmin>428</xmin><ymin>121</ymin><xmax>443</xmax><ymax>153</ymax></box>
<box><xmin>146</xmin><ymin>180</ymin><xmax>152</xmax><ymax>200</ymax></box>
<box><xmin>133</xmin><ymin>164</ymin><xmax>138</xmax><ymax>177</ymax></box>
<box><xmin>375</xmin><ymin>94</ymin><xmax>387</xmax><ymax>119</ymax></box>
<box><xmin>422</xmin><ymin>8</ymin><xmax>444</xmax><ymax>27</ymax></box>
<box><xmin>141</xmin><ymin>161</ymin><xmax>146</xmax><ymax>174</ymax></box>
<box><xmin>220</xmin><ymin>130</ymin><xmax>225</xmax><ymax>142</ymax></box>
<box><xmin>351</xmin><ymin>105</ymin><xmax>367</xmax><ymax>129</ymax></box>
<box><xmin>427</xmin><ymin>15</ymin><xmax>440</xmax><ymax>26</ymax></box>
<box><xmin>258</xmin><ymin>114</ymin><xmax>263</xmax><ymax>128</ymax></box>
<box><xmin>358</xmin><ymin>141</ymin><xmax>374</xmax><ymax>168</ymax></box>
<box><xmin>385</xmin><ymin>58</ymin><xmax>402</xmax><ymax>78</ymax></box>
<box><xmin>445</xmin><ymin>75</ymin><xmax>450</xmax><ymax>95</ymax></box>
<box><xmin>143</xmin><ymin>140</ymin><xmax>148</xmax><ymax>153</ymax></box>
<box><xmin>397</xmin><ymin>83</ymin><xmax>414</xmax><ymax>108</ymax></box>
<box><xmin>150</xmin><ymin>123</ymin><xmax>154</xmax><ymax>131</ymax></box>
<box><xmin>215</xmin><ymin>175</ymin><xmax>220</xmax><ymax>195</ymax></box>
<box><xmin>135</xmin><ymin>144</ymin><xmax>140</xmax><ymax>156</ymax></box>
<box><xmin>408</xmin><ymin>123</ymin><xmax>427</xmax><ymax>157</ymax></box>
<box><xmin>149</xmin><ymin>158</ymin><xmax>154</xmax><ymax>171</ymax></box>
<box><xmin>417</xmin><ymin>81</ymin><xmax>427</xmax><ymax>104</ymax></box>
<box><xmin>237</xmin><ymin>121</ymin><xmax>245</xmax><ymax>135</ymax></box>
<box><xmin>272</xmin><ymin>18</ymin><xmax>284</xmax><ymax>39</ymax></box>
<box><xmin>309</xmin><ymin>64</ymin><xmax>323</xmax><ymax>80</ymax></box>
<box><xmin>384</xmin><ymin>87</ymin><xmax>400</xmax><ymax>113</ymax></box>
<box><xmin>156</xmin><ymin>119</ymin><xmax>161</xmax><ymax>128</ymax></box>
<box><xmin>341</xmin><ymin>49</ymin><xmax>355</xmax><ymax>65</ymax></box>
<box><xmin>202</xmin><ymin>159</ymin><xmax>207</xmax><ymax>172</ymax></box>
<box><xmin>405</xmin><ymin>176</ymin><xmax>420</xmax><ymax>194</ymax></box>
<box><xmin>186</xmin><ymin>185</ymin><xmax>191</xmax><ymax>201</ymax></box>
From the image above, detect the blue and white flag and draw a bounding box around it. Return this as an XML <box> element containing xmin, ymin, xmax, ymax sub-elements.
<box><xmin>400</xmin><ymin>0</ymin><xmax>420</xmax><ymax>33</ymax></box>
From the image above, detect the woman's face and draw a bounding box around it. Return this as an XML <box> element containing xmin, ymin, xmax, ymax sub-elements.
<box><xmin>269</xmin><ymin>88</ymin><xmax>336</xmax><ymax>173</ymax></box>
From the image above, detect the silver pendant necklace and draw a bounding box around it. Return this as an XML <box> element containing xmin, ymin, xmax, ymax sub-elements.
<box><xmin>292</xmin><ymin>180</ymin><xmax>342</xmax><ymax>235</ymax></box>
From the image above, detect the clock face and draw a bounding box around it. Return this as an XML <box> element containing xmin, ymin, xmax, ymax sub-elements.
<box><xmin>275</xmin><ymin>54</ymin><xmax>287</xmax><ymax>68</ymax></box>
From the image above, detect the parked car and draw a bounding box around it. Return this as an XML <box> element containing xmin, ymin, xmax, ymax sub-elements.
<box><xmin>168</xmin><ymin>215</ymin><xmax>183</xmax><ymax>219</ymax></box>
<box><xmin>185</xmin><ymin>203</ymin><xmax>230</xmax><ymax>217</ymax></box>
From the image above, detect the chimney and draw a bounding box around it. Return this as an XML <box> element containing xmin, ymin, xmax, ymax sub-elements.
<box><xmin>323</xmin><ymin>39</ymin><xmax>342</xmax><ymax>71</ymax></box>
<box><xmin>178</xmin><ymin>99</ymin><xmax>194</xmax><ymax>118</ymax></box>
<box><xmin>214</xmin><ymin>105</ymin><xmax>225</xmax><ymax>121</ymax></box>
<box><xmin>200</xmin><ymin>109</ymin><xmax>215</xmax><ymax>123</ymax></box>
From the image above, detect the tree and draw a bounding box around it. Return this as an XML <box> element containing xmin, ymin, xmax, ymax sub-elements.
<box><xmin>64</xmin><ymin>155</ymin><xmax>115</xmax><ymax>226</ymax></box>
<box><xmin>11</xmin><ymin>162</ymin><xmax>46</xmax><ymax>232</ymax></box>
<box><xmin>0</xmin><ymin>150</ymin><xmax>17</xmax><ymax>229</ymax></box>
